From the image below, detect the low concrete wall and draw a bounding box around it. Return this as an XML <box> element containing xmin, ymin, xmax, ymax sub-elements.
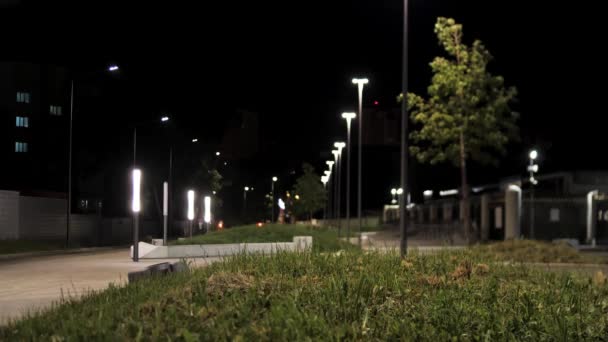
<box><xmin>132</xmin><ymin>236</ymin><xmax>313</xmax><ymax>259</ymax></box>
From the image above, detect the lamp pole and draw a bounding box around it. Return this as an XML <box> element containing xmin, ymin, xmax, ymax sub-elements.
<box><xmin>341</xmin><ymin>113</ymin><xmax>356</xmax><ymax>240</ymax></box>
<box><xmin>271</xmin><ymin>177</ymin><xmax>278</xmax><ymax>222</ymax></box>
<box><xmin>352</xmin><ymin>78</ymin><xmax>368</xmax><ymax>247</ymax></box>
<box><xmin>400</xmin><ymin>0</ymin><xmax>410</xmax><ymax>258</ymax></box>
<box><xmin>528</xmin><ymin>149</ymin><xmax>539</xmax><ymax>239</ymax></box>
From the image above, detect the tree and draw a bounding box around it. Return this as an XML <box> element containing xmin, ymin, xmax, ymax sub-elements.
<box><xmin>292</xmin><ymin>163</ymin><xmax>327</xmax><ymax>221</ymax></box>
<box><xmin>405</xmin><ymin>17</ymin><xmax>518</xmax><ymax>242</ymax></box>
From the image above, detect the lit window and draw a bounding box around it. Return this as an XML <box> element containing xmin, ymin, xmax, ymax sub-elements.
<box><xmin>16</xmin><ymin>92</ymin><xmax>31</xmax><ymax>104</ymax></box>
<box><xmin>15</xmin><ymin>116</ymin><xmax>29</xmax><ymax>127</ymax></box>
<box><xmin>50</xmin><ymin>105</ymin><xmax>63</xmax><ymax>116</ymax></box>
<box><xmin>15</xmin><ymin>141</ymin><xmax>28</xmax><ymax>153</ymax></box>
<box><xmin>550</xmin><ymin>208</ymin><xmax>560</xmax><ymax>222</ymax></box>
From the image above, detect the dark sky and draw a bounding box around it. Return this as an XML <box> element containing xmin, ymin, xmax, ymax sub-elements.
<box><xmin>1</xmin><ymin>0</ymin><xmax>604</xmax><ymax>190</ymax></box>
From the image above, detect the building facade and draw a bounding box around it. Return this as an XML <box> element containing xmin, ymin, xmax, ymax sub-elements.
<box><xmin>0</xmin><ymin>62</ymin><xmax>70</xmax><ymax>192</ymax></box>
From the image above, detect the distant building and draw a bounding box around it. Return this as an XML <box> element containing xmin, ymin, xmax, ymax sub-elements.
<box><xmin>0</xmin><ymin>62</ymin><xmax>70</xmax><ymax>192</ymax></box>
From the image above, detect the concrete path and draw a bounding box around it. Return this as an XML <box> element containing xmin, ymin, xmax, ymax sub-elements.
<box><xmin>0</xmin><ymin>249</ymin><xmax>217</xmax><ymax>325</ymax></box>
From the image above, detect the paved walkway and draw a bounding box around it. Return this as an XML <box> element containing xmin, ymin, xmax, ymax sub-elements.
<box><xmin>0</xmin><ymin>249</ymin><xmax>216</xmax><ymax>325</ymax></box>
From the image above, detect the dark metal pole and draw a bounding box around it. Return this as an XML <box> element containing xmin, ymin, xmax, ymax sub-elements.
<box><xmin>133</xmin><ymin>213</ymin><xmax>139</xmax><ymax>261</ymax></box>
<box><xmin>400</xmin><ymin>0</ymin><xmax>410</xmax><ymax>258</ymax></box>
<box><xmin>337</xmin><ymin>152</ymin><xmax>342</xmax><ymax>236</ymax></box>
<box><xmin>357</xmin><ymin>83</ymin><xmax>364</xmax><ymax>248</ymax></box>
<box><xmin>66</xmin><ymin>79</ymin><xmax>74</xmax><ymax>249</ymax></box>
<box><xmin>271</xmin><ymin>180</ymin><xmax>275</xmax><ymax>222</ymax></box>
<box><xmin>132</xmin><ymin>128</ymin><xmax>139</xmax><ymax>261</ymax></box>
<box><xmin>168</xmin><ymin>146</ymin><xmax>173</xmax><ymax>241</ymax></box>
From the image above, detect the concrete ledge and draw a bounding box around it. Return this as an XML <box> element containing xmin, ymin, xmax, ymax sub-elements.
<box><xmin>131</xmin><ymin>236</ymin><xmax>313</xmax><ymax>259</ymax></box>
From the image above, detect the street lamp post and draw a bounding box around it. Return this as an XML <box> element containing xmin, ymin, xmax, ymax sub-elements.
<box><xmin>243</xmin><ymin>186</ymin><xmax>250</xmax><ymax>218</ymax></box>
<box><xmin>352</xmin><ymin>78</ymin><xmax>369</xmax><ymax>248</ymax></box>
<box><xmin>400</xmin><ymin>0</ymin><xmax>410</xmax><ymax>258</ymax></box>
<box><xmin>321</xmin><ymin>175</ymin><xmax>329</xmax><ymax>221</ymax></box>
<box><xmin>131</xmin><ymin>169</ymin><xmax>142</xmax><ymax>262</ymax></box>
<box><xmin>341</xmin><ymin>113</ymin><xmax>356</xmax><ymax>239</ymax></box>
<box><xmin>66</xmin><ymin>64</ymin><xmax>120</xmax><ymax>249</ymax></box>
<box><xmin>528</xmin><ymin>150</ymin><xmax>539</xmax><ymax>239</ymax></box>
<box><xmin>271</xmin><ymin>177</ymin><xmax>278</xmax><ymax>222</ymax></box>
<box><xmin>333</xmin><ymin>142</ymin><xmax>345</xmax><ymax>236</ymax></box>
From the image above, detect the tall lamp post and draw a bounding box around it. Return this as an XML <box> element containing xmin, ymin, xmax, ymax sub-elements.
<box><xmin>400</xmin><ymin>0</ymin><xmax>410</xmax><ymax>258</ymax></box>
<box><xmin>67</xmin><ymin>64</ymin><xmax>120</xmax><ymax>248</ymax></box>
<box><xmin>334</xmin><ymin>142</ymin><xmax>346</xmax><ymax>236</ymax></box>
<box><xmin>243</xmin><ymin>186</ymin><xmax>250</xmax><ymax>218</ymax></box>
<box><xmin>528</xmin><ymin>149</ymin><xmax>539</xmax><ymax>239</ymax></box>
<box><xmin>271</xmin><ymin>177</ymin><xmax>278</xmax><ymax>222</ymax></box>
<box><xmin>321</xmin><ymin>175</ymin><xmax>329</xmax><ymax>221</ymax></box>
<box><xmin>341</xmin><ymin>112</ymin><xmax>356</xmax><ymax>239</ymax></box>
<box><xmin>352</xmin><ymin>78</ymin><xmax>369</xmax><ymax>247</ymax></box>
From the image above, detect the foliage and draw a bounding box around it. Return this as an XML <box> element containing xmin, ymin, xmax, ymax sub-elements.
<box><xmin>171</xmin><ymin>224</ymin><xmax>356</xmax><ymax>253</ymax></box>
<box><xmin>406</xmin><ymin>17</ymin><xmax>518</xmax><ymax>167</ymax></box>
<box><xmin>292</xmin><ymin>163</ymin><xmax>327</xmax><ymax>219</ymax></box>
<box><xmin>4</xmin><ymin>250</ymin><xmax>608</xmax><ymax>340</ymax></box>
<box><xmin>191</xmin><ymin>159</ymin><xmax>223</xmax><ymax>195</ymax></box>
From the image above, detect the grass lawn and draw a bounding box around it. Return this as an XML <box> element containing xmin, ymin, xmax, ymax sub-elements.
<box><xmin>172</xmin><ymin>224</ymin><xmax>357</xmax><ymax>252</ymax></box>
<box><xmin>0</xmin><ymin>240</ymin><xmax>66</xmax><ymax>255</ymax></box>
<box><xmin>472</xmin><ymin>239</ymin><xmax>608</xmax><ymax>264</ymax></box>
<box><xmin>2</xmin><ymin>247</ymin><xmax>608</xmax><ymax>340</ymax></box>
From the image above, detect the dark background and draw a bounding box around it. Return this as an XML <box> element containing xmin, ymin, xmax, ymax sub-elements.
<box><xmin>0</xmin><ymin>0</ymin><xmax>603</xmax><ymax>217</ymax></box>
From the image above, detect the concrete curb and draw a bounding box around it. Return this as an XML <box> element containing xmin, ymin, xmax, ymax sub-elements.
<box><xmin>0</xmin><ymin>246</ymin><xmax>121</xmax><ymax>262</ymax></box>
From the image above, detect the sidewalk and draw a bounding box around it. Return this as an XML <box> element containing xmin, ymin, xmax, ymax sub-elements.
<box><xmin>0</xmin><ymin>249</ymin><xmax>218</xmax><ymax>325</ymax></box>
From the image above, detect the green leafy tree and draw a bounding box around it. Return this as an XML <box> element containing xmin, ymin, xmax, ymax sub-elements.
<box><xmin>404</xmin><ymin>17</ymin><xmax>518</xmax><ymax>241</ymax></box>
<box><xmin>292</xmin><ymin>163</ymin><xmax>327</xmax><ymax>220</ymax></box>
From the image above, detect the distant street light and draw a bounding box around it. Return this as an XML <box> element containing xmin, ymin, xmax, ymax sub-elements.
<box><xmin>161</xmin><ymin>116</ymin><xmax>170</xmax><ymax>122</ymax></box>
<box><xmin>341</xmin><ymin>112</ymin><xmax>356</xmax><ymax>239</ymax></box>
<box><xmin>271</xmin><ymin>177</ymin><xmax>278</xmax><ymax>222</ymax></box>
<box><xmin>216</xmin><ymin>151</ymin><xmax>221</xmax><ymax>156</ymax></box>
<box><xmin>192</xmin><ymin>138</ymin><xmax>198</xmax><ymax>143</ymax></box>
<box><xmin>108</xmin><ymin>65</ymin><xmax>119</xmax><ymax>72</ymax></box>
<box><xmin>391</xmin><ymin>188</ymin><xmax>397</xmax><ymax>204</ymax></box>
<box><xmin>333</xmin><ymin>142</ymin><xmax>345</xmax><ymax>236</ymax></box>
<box><xmin>528</xmin><ymin>149</ymin><xmax>540</xmax><ymax>238</ymax></box>
<box><xmin>131</xmin><ymin>169</ymin><xmax>142</xmax><ymax>262</ymax></box>
<box><xmin>352</xmin><ymin>78</ymin><xmax>369</xmax><ymax>248</ymax></box>
<box><xmin>187</xmin><ymin>190</ymin><xmax>195</xmax><ymax>238</ymax></box>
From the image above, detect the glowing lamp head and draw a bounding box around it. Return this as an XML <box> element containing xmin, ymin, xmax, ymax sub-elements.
<box><xmin>187</xmin><ymin>190</ymin><xmax>195</xmax><ymax>220</ymax></box>
<box><xmin>326</xmin><ymin>160</ymin><xmax>334</xmax><ymax>169</ymax></box>
<box><xmin>131</xmin><ymin>169</ymin><xmax>142</xmax><ymax>213</ymax></box>
<box><xmin>352</xmin><ymin>78</ymin><xmax>369</xmax><ymax>85</ymax></box>
<box><xmin>244</xmin><ymin>186</ymin><xmax>249</xmax><ymax>191</ymax></box>
<box><xmin>160</xmin><ymin>116</ymin><xmax>169</xmax><ymax>122</ymax></box>
<box><xmin>204</xmin><ymin>196</ymin><xmax>211</xmax><ymax>223</ymax></box>
<box><xmin>272</xmin><ymin>176</ymin><xmax>278</xmax><ymax>182</ymax></box>
<box><xmin>192</xmin><ymin>138</ymin><xmax>198</xmax><ymax>143</ymax></box>
<box><xmin>341</xmin><ymin>112</ymin><xmax>356</xmax><ymax>121</ymax></box>
<box><xmin>278</xmin><ymin>198</ymin><xmax>285</xmax><ymax>210</ymax></box>
<box><xmin>334</xmin><ymin>142</ymin><xmax>346</xmax><ymax>149</ymax></box>
<box><xmin>108</xmin><ymin>65</ymin><xmax>119</xmax><ymax>72</ymax></box>
<box><xmin>529</xmin><ymin>150</ymin><xmax>538</xmax><ymax>160</ymax></box>
<box><xmin>391</xmin><ymin>188</ymin><xmax>397</xmax><ymax>195</ymax></box>
<box><xmin>396</xmin><ymin>188</ymin><xmax>404</xmax><ymax>195</ymax></box>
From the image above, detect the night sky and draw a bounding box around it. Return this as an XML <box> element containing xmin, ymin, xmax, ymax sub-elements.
<box><xmin>0</xmin><ymin>0</ymin><xmax>603</xmax><ymax>206</ymax></box>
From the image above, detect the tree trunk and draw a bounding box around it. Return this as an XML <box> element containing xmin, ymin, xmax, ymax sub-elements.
<box><xmin>459</xmin><ymin>131</ymin><xmax>472</xmax><ymax>244</ymax></box>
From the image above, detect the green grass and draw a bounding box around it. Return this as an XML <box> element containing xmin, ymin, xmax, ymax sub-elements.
<box><xmin>472</xmin><ymin>239</ymin><xmax>608</xmax><ymax>264</ymax></box>
<box><xmin>2</xmin><ymin>249</ymin><xmax>608</xmax><ymax>340</ymax></box>
<box><xmin>0</xmin><ymin>240</ymin><xmax>66</xmax><ymax>255</ymax></box>
<box><xmin>172</xmin><ymin>224</ymin><xmax>357</xmax><ymax>252</ymax></box>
